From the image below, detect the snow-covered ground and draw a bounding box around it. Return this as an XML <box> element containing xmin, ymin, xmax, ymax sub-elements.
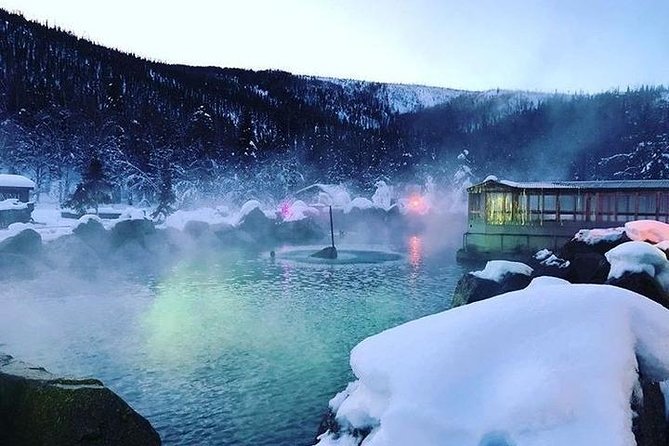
<box><xmin>0</xmin><ymin>198</ymin><xmax>30</xmax><ymax>211</ymax></box>
<box><xmin>317</xmin><ymin>277</ymin><xmax>669</xmax><ymax>446</ymax></box>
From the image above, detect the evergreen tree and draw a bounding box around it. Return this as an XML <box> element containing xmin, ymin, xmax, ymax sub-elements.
<box><xmin>64</xmin><ymin>156</ymin><xmax>111</xmax><ymax>214</ymax></box>
<box><xmin>151</xmin><ymin>160</ymin><xmax>176</xmax><ymax>221</ymax></box>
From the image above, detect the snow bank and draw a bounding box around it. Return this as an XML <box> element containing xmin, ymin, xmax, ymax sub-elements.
<box><xmin>472</xmin><ymin>260</ymin><xmax>533</xmax><ymax>282</ymax></box>
<box><xmin>605</xmin><ymin>241</ymin><xmax>669</xmax><ymax>290</ymax></box>
<box><xmin>371</xmin><ymin>181</ymin><xmax>393</xmax><ymax>211</ymax></box>
<box><xmin>280</xmin><ymin>200</ymin><xmax>320</xmax><ymax>222</ymax></box>
<box><xmin>0</xmin><ymin>198</ymin><xmax>29</xmax><ymax>211</ymax></box>
<box><xmin>344</xmin><ymin>197</ymin><xmax>374</xmax><ymax>213</ymax></box>
<box><xmin>163</xmin><ymin>200</ymin><xmax>275</xmax><ymax>229</ymax></box>
<box><xmin>625</xmin><ymin>220</ymin><xmax>669</xmax><ymax>243</ymax></box>
<box><xmin>164</xmin><ymin>206</ymin><xmax>231</xmax><ymax>230</ymax></box>
<box><xmin>296</xmin><ymin>183</ymin><xmax>399</xmax><ymax>213</ymax></box>
<box><xmin>317</xmin><ymin>278</ymin><xmax>669</xmax><ymax>446</ymax></box>
<box><xmin>573</xmin><ymin>227</ymin><xmax>625</xmax><ymax>245</ymax></box>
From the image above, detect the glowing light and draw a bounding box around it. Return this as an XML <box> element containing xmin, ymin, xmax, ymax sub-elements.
<box><xmin>407</xmin><ymin>194</ymin><xmax>429</xmax><ymax>215</ymax></box>
<box><xmin>279</xmin><ymin>201</ymin><xmax>292</xmax><ymax>220</ymax></box>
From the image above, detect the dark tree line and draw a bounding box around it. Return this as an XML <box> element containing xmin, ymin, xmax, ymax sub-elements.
<box><xmin>0</xmin><ymin>8</ymin><xmax>668</xmax><ymax>211</ymax></box>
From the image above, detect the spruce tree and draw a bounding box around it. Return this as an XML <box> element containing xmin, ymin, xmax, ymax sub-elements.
<box><xmin>151</xmin><ymin>160</ymin><xmax>176</xmax><ymax>221</ymax></box>
<box><xmin>64</xmin><ymin>156</ymin><xmax>112</xmax><ymax>214</ymax></box>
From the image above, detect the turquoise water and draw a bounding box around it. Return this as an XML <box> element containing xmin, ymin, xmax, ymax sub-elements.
<box><xmin>0</xmin><ymin>237</ymin><xmax>465</xmax><ymax>445</ymax></box>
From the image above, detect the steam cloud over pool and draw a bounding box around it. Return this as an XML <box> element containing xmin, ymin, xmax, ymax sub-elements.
<box><xmin>0</xmin><ymin>237</ymin><xmax>465</xmax><ymax>446</ymax></box>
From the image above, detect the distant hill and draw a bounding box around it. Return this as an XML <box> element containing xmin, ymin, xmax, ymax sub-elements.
<box><xmin>0</xmin><ymin>8</ymin><xmax>667</xmax><ymax>205</ymax></box>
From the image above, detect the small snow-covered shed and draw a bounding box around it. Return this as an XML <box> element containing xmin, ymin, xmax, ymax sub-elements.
<box><xmin>0</xmin><ymin>174</ymin><xmax>35</xmax><ymax>227</ymax></box>
<box><xmin>460</xmin><ymin>178</ymin><xmax>669</xmax><ymax>259</ymax></box>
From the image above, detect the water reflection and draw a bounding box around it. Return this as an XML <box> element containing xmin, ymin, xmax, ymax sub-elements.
<box><xmin>408</xmin><ymin>235</ymin><xmax>423</xmax><ymax>269</ymax></box>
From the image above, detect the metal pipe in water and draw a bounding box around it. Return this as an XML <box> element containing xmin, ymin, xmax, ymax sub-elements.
<box><xmin>329</xmin><ymin>205</ymin><xmax>335</xmax><ymax>248</ymax></box>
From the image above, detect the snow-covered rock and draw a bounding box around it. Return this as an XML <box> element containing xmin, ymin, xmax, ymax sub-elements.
<box><xmin>0</xmin><ymin>228</ymin><xmax>41</xmax><ymax>255</ymax></box>
<box><xmin>451</xmin><ymin>261</ymin><xmax>533</xmax><ymax>308</ymax></box>
<box><xmin>625</xmin><ymin>220</ymin><xmax>669</xmax><ymax>244</ymax></box>
<box><xmin>573</xmin><ymin>227</ymin><xmax>626</xmax><ymax>245</ymax></box>
<box><xmin>317</xmin><ymin>279</ymin><xmax>669</xmax><ymax>446</ymax></box>
<box><xmin>605</xmin><ymin>241</ymin><xmax>669</xmax><ymax>291</ymax></box>
<box><xmin>471</xmin><ymin>260</ymin><xmax>533</xmax><ymax>282</ymax></box>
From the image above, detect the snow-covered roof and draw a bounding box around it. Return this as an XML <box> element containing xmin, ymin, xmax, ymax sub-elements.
<box><xmin>0</xmin><ymin>174</ymin><xmax>35</xmax><ymax>189</ymax></box>
<box><xmin>470</xmin><ymin>178</ymin><xmax>669</xmax><ymax>191</ymax></box>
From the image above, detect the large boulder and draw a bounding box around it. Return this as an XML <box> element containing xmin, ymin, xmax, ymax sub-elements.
<box><xmin>451</xmin><ymin>261</ymin><xmax>533</xmax><ymax>308</ymax></box>
<box><xmin>606</xmin><ymin>272</ymin><xmax>669</xmax><ymax>309</ymax></box>
<box><xmin>42</xmin><ymin>235</ymin><xmax>105</xmax><ymax>278</ymax></box>
<box><xmin>237</xmin><ymin>208</ymin><xmax>275</xmax><ymax>243</ymax></box>
<box><xmin>183</xmin><ymin>220</ymin><xmax>210</xmax><ymax>238</ymax></box>
<box><xmin>0</xmin><ymin>228</ymin><xmax>42</xmax><ymax>255</ymax></box>
<box><xmin>214</xmin><ymin>225</ymin><xmax>258</xmax><ymax>249</ymax></box>
<box><xmin>73</xmin><ymin>216</ymin><xmax>106</xmax><ymax>239</ymax></box>
<box><xmin>530</xmin><ymin>250</ymin><xmax>611</xmax><ymax>284</ymax></box>
<box><xmin>0</xmin><ymin>253</ymin><xmax>35</xmax><ymax>280</ymax></box>
<box><xmin>73</xmin><ymin>217</ymin><xmax>110</xmax><ymax>252</ymax></box>
<box><xmin>529</xmin><ymin>250</ymin><xmax>572</xmax><ymax>281</ymax></box>
<box><xmin>560</xmin><ymin>230</ymin><xmax>630</xmax><ymax>260</ymax></box>
<box><xmin>275</xmin><ymin>218</ymin><xmax>325</xmax><ymax>244</ymax></box>
<box><xmin>451</xmin><ymin>273</ymin><xmax>501</xmax><ymax>307</ymax></box>
<box><xmin>0</xmin><ymin>353</ymin><xmax>160</xmax><ymax>446</ymax></box>
<box><xmin>604</xmin><ymin>241</ymin><xmax>669</xmax><ymax>308</ymax></box>
<box><xmin>110</xmin><ymin>219</ymin><xmax>155</xmax><ymax>248</ymax></box>
<box><xmin>569</xmin><ymin>252</ymin><xmax>611</xmax><ymax>284</ymax></box>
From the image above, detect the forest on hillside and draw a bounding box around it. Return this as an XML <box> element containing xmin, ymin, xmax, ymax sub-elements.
<box><xmin>0</xmin><ymin>9</ymin><xmax>667</xmax><ymax>208</ymax></box>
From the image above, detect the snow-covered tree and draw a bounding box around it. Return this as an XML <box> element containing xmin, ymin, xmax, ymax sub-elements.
<box><xmin>151</xmin><ymin>160</ymin><xmax>176</xmax><ymax>222</ymax></box>
<box><xmin>598</xmin><ymin>134</ymin><xmax>669</xmax><ymax>179</ymax></box>
<box><xmin>64</xmin><ymin>156</ymin><xmax>112</xmax><ymax>214</ymax></box>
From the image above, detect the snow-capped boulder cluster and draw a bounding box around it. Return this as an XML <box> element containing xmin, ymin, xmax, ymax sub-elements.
<box><xmin>316</xmin><ymin>278</ymin><xmax>669</xmax><ymax>446</ymax></box>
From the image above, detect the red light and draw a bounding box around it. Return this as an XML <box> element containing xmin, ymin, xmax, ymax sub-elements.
<box><xmin>279</xmin><ymin>201</ymin><xmax>292</xmax><ymax>220</ymax></box>
<box><xmin>407</xmin><ymin>194</ymin><xmax>429</xmax><ymax>215</ymax></box>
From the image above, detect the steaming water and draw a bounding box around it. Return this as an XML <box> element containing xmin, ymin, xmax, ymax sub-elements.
<box><xmin>0</xmin><ymin>237</ymin><xmax>465</xmax><ymax>446</ymax></box>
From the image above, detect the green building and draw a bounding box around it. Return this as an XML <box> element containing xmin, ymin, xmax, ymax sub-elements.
<box><xmin>459</xmin><ymin>177</ymin><xmax>669</xmax><ymax>260</ymax></box>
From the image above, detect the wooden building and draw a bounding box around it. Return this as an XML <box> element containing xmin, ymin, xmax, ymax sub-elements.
<box><xmin>0</xmin><ymin>174</ymin><xmax>35</xmax><ymax>228</ymax></box>
<box><xmin>459</xmin><ymin>177</ymin><xmax>669</xmax><ymax>259</ymax></box>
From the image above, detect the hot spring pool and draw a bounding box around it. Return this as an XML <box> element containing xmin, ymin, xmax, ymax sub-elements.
<box><xmin>0</xmin><ymin>238</ymin><xmax>466</xmax><ymax>446</ymax></box>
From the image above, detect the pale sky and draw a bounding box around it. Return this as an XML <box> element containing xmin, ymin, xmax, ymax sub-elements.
<box><xmin>1</xmin><ymin>0</ymin><xmax>667</xmax><ymax>92</ymax></box>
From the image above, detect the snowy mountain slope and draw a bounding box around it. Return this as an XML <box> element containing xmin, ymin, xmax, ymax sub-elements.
<box><xmin>315</xmin><ymin>76</ymin><xmax>556</xmax><ymax>115</ymax></box>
